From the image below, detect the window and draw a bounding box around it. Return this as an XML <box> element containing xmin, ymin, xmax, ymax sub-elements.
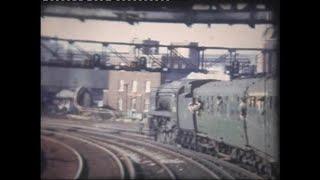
<box><xmin>210</xmin><ymin>96</ymin><xmax>214</xmax><ymax>112</ymax></box>
<box><xmin>181</xmin><ymin>63</ymin><xmax>186</xmax><ymax>69</ymax></box>
<box><xmin>173</xmin><ymin>62</ymin><xmax>179</xmax><ymax>69</ymax></box>
<box><xmin>256</xmin><ymin>97</ymin><xmax>265</xmax><ymax>114</ymax></box>
<box><xmin>131</xmin><ymin>98</ymin><xmax>137</xmax><ymax>111</ymax></box>
<box><xmin>250</xmin><ymin>97</ymin><xmax>256</xmax><ymax>107</ymax></box>
<box><xmin>144</xmin><ymin>98</ymin><xmax>150</xmax><ymax>112</ymax></box>
<box><xmin>216</xmin><ymin>96</ymin><xmax>224</xmax><ymax>113</ymax></box>
<box><xmin>205</xmin><ymin>96</ymin><xmax>210</xmax><ymax>111</ymax></box>
<box><xmin>145</xmin><ymin>81</ymin><xmax>151</xmax><ymax>93</ymax></box>
<box><xmin>132</xmin><ymin>80</ymin><xmax>138</xmax><ymax>92</ymax></box>
<box><xmin>119</xmin><ymin>80</ymin><xmax>125</xmax><ymax>92</ymax></box>
<box><xmin>253</xmin><ymin>97</ymin><xmax>257</xmax><ymax>107</ymax></box>
<box><xmin>118</xmin><ymin>98</ymin><xmax>123</xmax><ymax>111</ymax></box>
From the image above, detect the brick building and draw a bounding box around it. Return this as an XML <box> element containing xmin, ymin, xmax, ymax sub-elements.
<box><xmin>103</xmin><ymin>70</ymin><xmax>162</xmax><ymax>119</ymax></box>
<box><xmin>42</xmin><ymin>66</ymin><xmax>191</xmax><ymax>118</ymax></box>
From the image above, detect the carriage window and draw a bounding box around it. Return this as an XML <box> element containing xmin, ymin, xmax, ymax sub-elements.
<box><xmin>224</xmin><ymin>96</ymin><xmax>229</xmax><ymax>114</ymax></box>
<box><xmin>249</xmin><ymin>97</ymin><xmax>252</xmax><ymax>107</ymax></box>
<box><xmin>256</xmin><ymin>96</ymin><xmax>266</xmax><ymax>115</ymax></box>
<box><xmin>210</xmin><ymin>96</ymin><xmax>214</xmax><ymax>112</ymax></box>
<box><xmin>216</xmin><ymin>96</ymin><xmax>224</xmax><ymax>113</ymax></box>
<box><xmin>269</xmin><ymin>97</ymin><xmax>272</xmax><ymax>109</ymax></box>
<box><xmin>255</xmin><ymin>98</ymin><xmax>259</xmax><ymax>109</ymax></box>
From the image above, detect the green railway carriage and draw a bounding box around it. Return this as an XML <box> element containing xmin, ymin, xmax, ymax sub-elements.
<box><xmin>148</xmin><ymin>76</ymin><xmax>278</xmax><ymax>178</ymax></box>
<box><xmin>194</xmin><ymin>78</ymin><xmax>278</xmax><ymax>162</ymax></box>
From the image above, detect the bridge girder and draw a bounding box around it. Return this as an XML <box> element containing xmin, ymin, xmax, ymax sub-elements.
<box><xmin>41</xmin><ymin>1</ymin><xmax>276</xmax><ymax>27</ymax></box>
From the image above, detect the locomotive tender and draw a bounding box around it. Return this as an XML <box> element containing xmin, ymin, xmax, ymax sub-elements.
<box><xmin>148</xmin><ymin>76</ymin><xmax>278</xmax><ymax>178</ymax></box>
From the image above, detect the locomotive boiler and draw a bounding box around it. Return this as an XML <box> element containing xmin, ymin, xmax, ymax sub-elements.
<box><xmin>148</xmin><ymin>76</ymin><xmax>279</xmax><ymax>178</ymax></box>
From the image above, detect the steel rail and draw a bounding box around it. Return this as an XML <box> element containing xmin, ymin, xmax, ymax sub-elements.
<box><xmin>42</xmin><ymin>121</ymin><xmax>263</xmax><ymax>179</ymax></box>
<box><xmin>41</xmin><ymin>130</ymin><xmax>126</xmax><ymax>180</ymax></box>
<box><xmin>44</xmin><ymin>124</ymin><xmax>220</xmax><ymax>179</ymax></box>
<box><xmin>41</xmin><ymin>136</ymin><xmax>84</xmax><ymax>179</ymax></box>
<box><xmin>72</xmin><ymin>132</ymin><xmax>176</xmax><ymax>180</ymax></box>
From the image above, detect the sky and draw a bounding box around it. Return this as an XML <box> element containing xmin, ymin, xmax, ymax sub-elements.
<box><xmin>41</xmin><ymin>17</ymin><xmax>271</xmax><ymax>55</ymax></box>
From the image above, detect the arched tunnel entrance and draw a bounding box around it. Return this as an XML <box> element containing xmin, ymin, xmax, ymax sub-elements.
<box><xmin>75</xmin><ymin>87</ymin><xmax>93</xmax><ymax>108</ymax></box>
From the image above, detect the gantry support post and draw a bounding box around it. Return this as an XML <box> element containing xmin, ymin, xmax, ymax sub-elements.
<box><xmin>201</xmin><ymin>49</ymin><xmax>205</xmax><ymax>70</ymax></box>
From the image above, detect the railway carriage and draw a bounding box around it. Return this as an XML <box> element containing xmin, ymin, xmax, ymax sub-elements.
<box><xmin>148</xmin><ymin>76</ymin><xmax>279</xmax><ymax>178</ymax></box>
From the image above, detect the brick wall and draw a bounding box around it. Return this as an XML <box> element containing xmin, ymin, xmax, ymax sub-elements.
<box><xmin>103</xmin><ymin>70</ymin><xmax>162</xmax><ymax>114</ymax></box>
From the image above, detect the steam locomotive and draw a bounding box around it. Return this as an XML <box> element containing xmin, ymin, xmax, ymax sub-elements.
<box><xmin>148</xmin><ymin>76</ymin><xmax>279</xmax><ymax>178</ymax></box>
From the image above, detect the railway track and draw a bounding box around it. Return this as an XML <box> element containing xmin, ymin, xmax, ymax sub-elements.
<box><xmin>71</xmin><ymin>133</ymin><xmax>177</xmax><ymax>179</ymax></box>
<box><xmin>41</xmin><ymin>136</ymin><xmax>83</xmax><ymax>179</ymax></box>
<box><xmin>41</xmin><ymin>121</ymin><xmax>264</xmax><ymax>179</ymax></box>
<box><xmin>41</xmin><ymin>128</ymin><xmax>218</xmax><ymax>179</ymax></box>
<box><xmin>44</xmin><ymin>118</ymin><xmax>265</xmax><ymax>179</ymax></box>
<box><xmin>41</xmin><ymin>130</ymin><xmax>125</xmax><ymax>179</ymax></box>
<box><xmin>112</xmin><ymin>132</ymin><xmax>262</xmax><ymax>179</ymax></box>
<box><xmin>75</xmin><ymin>132</ymin><xmax>219</xmax><ymax>179</ymax></box>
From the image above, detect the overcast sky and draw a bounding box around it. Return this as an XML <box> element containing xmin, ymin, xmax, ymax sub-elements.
<box><xmin>41</xmin><ymin>17</ymin><xmax>271</xmax><ymax>54</ymax></box>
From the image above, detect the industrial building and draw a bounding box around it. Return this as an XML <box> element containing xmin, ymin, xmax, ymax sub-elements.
<box><xmin>103</xmin><ymin>70</ymin><xmax>161</xmax><ymax>119</ymax></box>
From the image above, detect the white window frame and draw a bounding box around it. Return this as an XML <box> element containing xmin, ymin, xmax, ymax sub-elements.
<box><xmin>119</xmin><ymin>80</ymin><xmax>125</xmax><ymax>92</ymax></box>
<box><xmin>145</xmin><ymin>81</ymin><xmax>151</xmax><ymax>93</ymax></box>
<box><xmin>131</xmin><ymin>98</ymin><xmax>137</xmax><ymax>111</ymax></box>
<box><xmin>132</xmin><ymin>80</ymin><xmax>138</xmax><ymax>93</ymax></box>
<box><xmin>118</xmin><ymin>98</ymin><xmax>123</xmax><ymax>111</ymax></box>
